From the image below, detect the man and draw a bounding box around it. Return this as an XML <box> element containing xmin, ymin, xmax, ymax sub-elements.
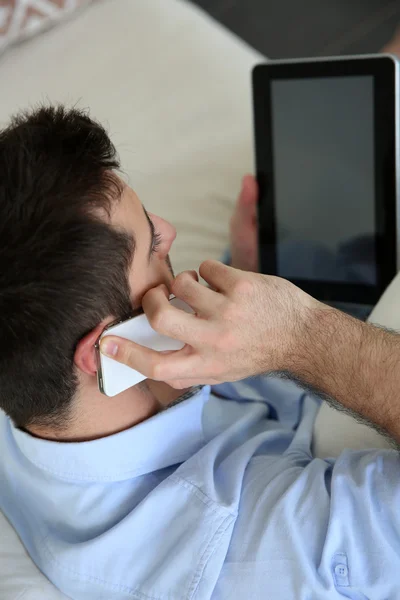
<box><xmin>1</xmin><ymin>75</ymin><xmax>400</xmax><ymax>600</ymax></box>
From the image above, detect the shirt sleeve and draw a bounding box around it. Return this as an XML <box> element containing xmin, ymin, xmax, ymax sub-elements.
<box><xmin>224</xmin><ymin>443</ymin><xmax>400</xmax><ymax>598</ymax></box>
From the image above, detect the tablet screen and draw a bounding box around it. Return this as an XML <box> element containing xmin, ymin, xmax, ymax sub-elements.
<box><xmin>271</xmin><ymin>76</ymin><xmax>376</xmax><ymax>285</ymax></box>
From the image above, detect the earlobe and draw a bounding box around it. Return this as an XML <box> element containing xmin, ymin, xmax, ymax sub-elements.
<box><xmin>74</xmin><ymin>321</ymin><xmax>109</xmax><ymax>376</ymax></box>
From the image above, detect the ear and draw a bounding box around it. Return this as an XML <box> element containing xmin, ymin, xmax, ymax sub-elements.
<box><xmin>74</xmin><ymin>320</ymin><xmax>111</xmax><ymax>376</ymax></box>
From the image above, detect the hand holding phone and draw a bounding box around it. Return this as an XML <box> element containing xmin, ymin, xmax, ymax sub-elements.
<box><xmin>99</xmin><ymin>262</ymin><xmax>320</xmax><ymax>390</ymax></box>
<box><xmin>95</xmin><ymin>296</ymin><xmax>193</xmax><ymax>397</ymax></box>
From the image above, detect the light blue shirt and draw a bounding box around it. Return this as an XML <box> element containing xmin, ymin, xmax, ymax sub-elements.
<box><xmin>1</xmin><ymin>376</ymin><xmax>400</xmax><ymax>599</ymax></box>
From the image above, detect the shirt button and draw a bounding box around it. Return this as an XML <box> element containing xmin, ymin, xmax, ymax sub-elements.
<box><xmin>334</xmin><ymin>564</ymin><xmax>348</xmax><ymax>577</ymax></box>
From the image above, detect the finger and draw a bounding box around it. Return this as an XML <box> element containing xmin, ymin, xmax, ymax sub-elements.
<box><xmin>171</xmin><ymin>271</ymin><xmax>221</xmax><ymax>316</ymax></box>
<box><xmin>154</xmin><ymin>349</ymin><xmax>224</xmax><ymax>384</ymax></box>
<box><xmin>238</xmin><ymin>174</ymin><xmax>258</xmax><ymax>213</ymax></box>
<box><xmin>184</xmin><ymin>269</ymin><xmax>199</xmax><ymax>282</ymax></box>
<box><xmin>141</xmin><ymin>282</ymin><xmax>170</xmax><ymax>308</ymax></box>
<box><xmin>142</xmin><ymin>287</ymin><xmax>212</xmax><ymax>343</ymax></box>
<box><xmin>141</xmin><ymin>282</ymin><xmax>177</xmax><ymax>323</ymax></box>
<box><xmin>142</xmin><ymin>282</ymin><xmax>187</xmax><ymax>333</ymax></box>
<box><xmin>171</xmin><ymin>270</ymin><xmax>199</xmax><ymax>285</ymax></box>
<box><xmin>199</xmin><ymin>259</ymin><xmax>240</xmax><ymax>292</ymax></box>
<box><xmin>100</xmin><ymin>339</ymin><xmax>207</xmax><ymax>382</ymax></box>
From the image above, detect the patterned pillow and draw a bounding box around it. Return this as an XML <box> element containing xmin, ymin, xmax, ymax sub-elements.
<box><xmin>0</xmin><ymin>0</ymin><xmax>92</xmax><ymax>54</ymax></box>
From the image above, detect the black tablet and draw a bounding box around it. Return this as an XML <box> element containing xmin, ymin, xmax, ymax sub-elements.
<box><xmin>253</xmin><ymin>55</ymin><xmax>399</xmax><ymax>309</ymax></box>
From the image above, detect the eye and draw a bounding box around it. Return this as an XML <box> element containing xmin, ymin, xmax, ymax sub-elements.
<box><xmin>151</xmin><ymin>231</ymin><xmax>162</xmax><ymax>254</ymax></box>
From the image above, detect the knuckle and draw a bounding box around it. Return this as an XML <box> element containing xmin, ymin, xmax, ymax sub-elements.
<box><xmin>148</xmin><ymin>356</ymin><xmax>164</xmax><ymax>381</ymax></box>
<box><xmin>201</xmin><ymin>259</ymin><xmax>214</xmax><ymax>270</ymax></box>
<box><xmin>189</xmin><ymin>269</ymin><xmax>199</xmax><ymax>282</ymax></box>
<box><xmin>232</xmin><ymin>277</ymin><xmax>254</xmax><ymax>297</ymax></box>
<box><xmin>149</xmin><ymin>307</ymin><xmax>170</xmax><ymax>332</ymax></box>
<box><xmin>199</xmin><ymin>259</ymin><xmax>216</xmax><ymax>277</ymax></box>
<box><xmin>123</xmin><ymin>345</ymin><xmax>137</xmax><ymax>368</ymax></box>
<box><xmin>172</xmin><ymin>271</ymin><xmax>193</xmax><ymax>292</ymax></box>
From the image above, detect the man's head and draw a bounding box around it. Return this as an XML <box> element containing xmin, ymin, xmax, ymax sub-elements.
<box><xmin>0</xmin><ymin>105</ymin><xmax>176</xmax><ymax>431</ymax></box>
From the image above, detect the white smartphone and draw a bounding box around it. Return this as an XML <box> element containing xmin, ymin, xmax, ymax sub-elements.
<box><xmin>95</xmin><ymin>296</ymin><xmax>193</xmax><ymax>397</ymax></box>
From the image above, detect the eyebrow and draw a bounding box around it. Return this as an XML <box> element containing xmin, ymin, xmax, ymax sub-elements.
<box><xmin>142</xmin><ymin>205</ymin><xmax>156</xmax><ymax>262</ymax></box>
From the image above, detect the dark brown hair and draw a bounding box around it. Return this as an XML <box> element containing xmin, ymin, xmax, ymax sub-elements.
<box><xmin>0</xmin><ymin>105</ymin><xmax>133</xmax><ymax>429</ymax></box>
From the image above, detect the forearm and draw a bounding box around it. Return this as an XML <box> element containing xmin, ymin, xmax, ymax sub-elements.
<box><xmin>293</xmin><ymin>307</ymin><xmax>400</xmax><ymax>443</ymax></box>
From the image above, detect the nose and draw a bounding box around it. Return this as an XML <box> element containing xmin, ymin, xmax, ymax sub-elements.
<box><xmin>149</xmin><ymin>213</ymin><xmax>177</xmax><ymax>257</ymax></box>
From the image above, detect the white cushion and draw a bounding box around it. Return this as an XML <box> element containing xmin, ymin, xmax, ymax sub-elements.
<box><xmin>0</xmin><ymin>510</ymin><xmax>68</xmax><ymax>599</ymax></box>
<box><xmin>0</xmin><ymin>0</ymin><xmax>263</xmax><ymax>275</ymax></box>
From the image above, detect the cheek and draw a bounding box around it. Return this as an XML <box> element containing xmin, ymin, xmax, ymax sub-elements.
<box><xmin>127</xmin><ymin>260</ymin><xmax>171</xmax><ymax>307</ymax></box>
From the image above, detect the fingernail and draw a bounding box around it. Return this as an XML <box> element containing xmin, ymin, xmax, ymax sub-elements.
<box><xmin>101</xmin><ymin>339</ymin><xmax>118</xmax><ymax>357</ymax></box>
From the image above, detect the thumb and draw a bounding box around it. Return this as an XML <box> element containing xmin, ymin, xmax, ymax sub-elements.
<box><xmin>100</xmin><ymin>336</ymin><xmax>145</xmax><ymax>370</ymax></box>
<box><xmin>100</xmin><ymin>335</ymin><xmax>165</xmax><ymax>380</ymax></box>
<box><xmin>237</xmin><ymin>174</ymin><xmax>257</xmax><ymax>218</ymax></box>
<box><xmin>99</xmin><ymin>335</ymin><xmax>192</xmax><ymax>382</ymax></box>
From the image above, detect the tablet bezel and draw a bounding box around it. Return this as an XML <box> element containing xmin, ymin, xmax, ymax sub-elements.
<box><xmin>253</xmin><ymin>55</ymin><xmax>399</xmax><ymax>305</ymax></box>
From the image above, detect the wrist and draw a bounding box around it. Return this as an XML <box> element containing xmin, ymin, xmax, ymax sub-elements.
<box><xmin>268</xmin><ymin>282</ymin><xmax>329</xmax><ymax>376</ymax></box>
<box><xmin>278</xmin><ymin>294</ymin><xmax>357</xmax><ymax>394</ymax></box>
<box><xmin>291</xmin><ymin>304</ymin><xmax>356</xmax><ymax>388</ymax></box>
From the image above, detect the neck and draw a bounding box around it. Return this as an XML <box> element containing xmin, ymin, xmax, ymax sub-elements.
<box><xmin>28</xmin><ymin>379</ymin><xmax>189</xmax><ymax>442</ymax></box>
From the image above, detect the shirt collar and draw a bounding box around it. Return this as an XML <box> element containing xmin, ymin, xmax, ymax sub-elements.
<box><xmin>10</xmin><ymin>386</ymin><xmax>210</xmax><ymax>482</ymax></box>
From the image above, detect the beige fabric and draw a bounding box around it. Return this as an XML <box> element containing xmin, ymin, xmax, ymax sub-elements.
<box><xmin>0</xmin><ymin>0</ymin><xmax>263</xmax><ymax>275</ymax></box>
<box><xmin>0</xmin><ymin>0</ymin><xmax>91</xmax><ymax>54</ymax></box>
